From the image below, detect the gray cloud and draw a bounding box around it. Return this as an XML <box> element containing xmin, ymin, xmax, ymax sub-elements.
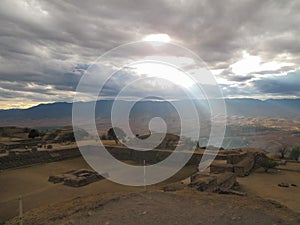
<box><xmin>228</xmin><ymin>75</ymin><xmax>254</xmax><ymax>82</ymax></box>
<box><xmin>253</xmin><ymin>70</ymin><xmax>300</xmax><ymax>95</ymax></box>
<box><xmin>218</xmin><ymin>68</ymin><xmax>254</xmax><ymax>82</ymax></box>
<box><xmin>0</xmin><ymin>0</ymin><xmax>300</xmax><ymax>108</ymax></box>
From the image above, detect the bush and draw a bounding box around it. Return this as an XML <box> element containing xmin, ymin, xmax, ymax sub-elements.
<box><xmin>28</xmin><ymin>129</ymin><xmax>39</xmax><ymax>139</ymax></box>
<box><xmin>257</xmin><ymin>157</ymin><xmax>278</xmax><ymax>172</ymax></box>
<box><xmin>100</xmin><ymin>134</ymin><xmax>107</xmax><ymax>140</ymax></box>
<box><xmin>289</xmin><ymin>147</ymin><xmax>300</xmax><ymax>161</ymax></box>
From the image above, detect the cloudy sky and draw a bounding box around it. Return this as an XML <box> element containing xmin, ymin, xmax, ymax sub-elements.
<box><xmin>0</xmin><ymin>0</ymin><xmax>300</xmax><ymax>109</ymax></box>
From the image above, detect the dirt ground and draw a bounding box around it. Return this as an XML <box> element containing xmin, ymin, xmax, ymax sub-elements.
<box><xmin>238</xmin><ymin>162</ymin><xmax>300</xmax><ymax>213</ymax></box>
<box><xmin>1</xmin><ymin>158</ymin><xmax>300</xmax><ymax>225</ymax></box>
<box><xmin>6</xmin><ymin>190</ymin><xmax>300</xmax><ymax>225</ymax></box>
<box><xmin>0</xmin><ymin>157</ymin><xmax>195</xmax><ymax>222</ymax></box>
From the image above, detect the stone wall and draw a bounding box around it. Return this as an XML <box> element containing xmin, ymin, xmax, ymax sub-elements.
<box><xmin>1</xmin><ymin>140</ymin><xmax>42</xmax><ymax>150</ymax></box>
<box><xmin>233</xmin><ymin>155</ymin><xmax>255</xmax><ymax>177</ymax></box>
<box><xmin>0</xmin><ymin>145</ymin><xmax>227</xmax><ymax>170</ymax></box>
<box><xmin>106</xmin><ymin>147</ymin><xmax>227</xmax><ymax>166</ymax></box>
<box><xmin>216</xmin><ymin>172</ymin><xmax>236</xmax><ymax>191</ymax></box>
<box><xmin>210</xmin><ymin>163</ymin><xmax>234</xmax><ymax>174</ymax></box>
<box><xmin>0</xmin><ymin>148</ymin><xmax>80</xmax><ymax>170</ymax></box>
<box><xmin>226</xmin><ymin>152</ymin><xmax>247</xmax><ymax>164</ymax></box>
<box><xmin>190</xmin><ymin>174</ymin><xmax>218</xmax><ymax>192</ymax></box>
<box><xmin>189</xmin><ymin>172</ymin><xmax>236</xmax><ymax>192</ymax></box>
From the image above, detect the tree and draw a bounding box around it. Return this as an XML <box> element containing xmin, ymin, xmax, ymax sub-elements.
<box><xmin>278</xmin><ymin>145</ymin><xmax>289</xmax><ymax>159</ymax></box>
<box><xmin>107</xmin><ymin>127</ymin><xmax>126</xmax><ymax>144</ymax></box>
<box><xmin>289</xmin><ymin>147</ymin><xmax>300</xmax><ymax>161</ymax></box>
<box><xmin>28</xmin><ymin>129</ymin><xmax>39</xmax><ymax>139</ymax></box>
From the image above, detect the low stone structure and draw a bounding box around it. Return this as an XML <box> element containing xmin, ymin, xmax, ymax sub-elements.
<box><xmin>0</xmin><ymin>148</ymin><xmax>81</xmax><ymax>170</ymax></box>
<box><xmin>210</xmin><ymin>151</ymin><xmax>256</xmax><ymax>177</ymax></box>
<box><xmin>215</xmin><ymin>172</ymin><xmax>236</xmax><ymax>192</ymax></box>
<box><xmin>226</xmin><ymin>152</ymin><xmax>247</xmax><ymax>164</ymax></box>
<box><xmin>210</xmin><ymin>162</ymin><xmax>234</xmax><ymax>174</ymax></box>
<box><xmin>190</xmin><ymin>173</ymin><xmax>218</xmax><ymax>192</ymax></box>
<box><xmin>49</xmin><ymin>169</ymin><xmax>108</xmax><ymax>187</ymax></box>
<box><xmin>233</xmin><ymin>155</ymin><xmax>255</xmax><ymax>177</ymax></box>
<box><xmin>0</xmin><ymin>140</ymin><xmax>42</xmax><ymax>150</ymax></box>
<box><xmin>190</xmin><ymin>149</ymin><xmax>263</xmax><ymax>193</ymax></box>
<box><xmin>189</xmin><ymin>172</ymin><xmax>236</xmax><ymax>192</ymax></box>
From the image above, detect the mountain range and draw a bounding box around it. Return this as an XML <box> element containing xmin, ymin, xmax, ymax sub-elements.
<box><xmin>1</xmin><ymin>98</ymin><xmax>300</xmax><ymax>128</ymax></box>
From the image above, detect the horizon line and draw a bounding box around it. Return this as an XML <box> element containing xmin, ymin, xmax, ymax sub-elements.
<box><xmin>2</xmin><ymin>97</ymin><xmax>300</xmax><ymax>111</ymax></box>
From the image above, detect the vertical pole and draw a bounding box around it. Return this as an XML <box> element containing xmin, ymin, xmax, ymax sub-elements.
<box><xmin>143</xmin><ymin>160</ymin><xmax>146</xmax><ymax>191</ymax></box>
<box><xmin>19</xmin><ymin>195</ymin><xmax>23</xmax><ymax>225</ymax></box>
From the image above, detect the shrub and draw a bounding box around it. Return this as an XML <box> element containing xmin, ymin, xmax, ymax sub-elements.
<box><xmin>100</xmin><ymin>134</ymin><xmax>107</xmax><ymax>140</ymax></box>
<box><xmin>258</xmin><ymin>157</ymin><xmax>278</xmax><ymax>172</ymax></box>
<box><xmin>289</xmin><ymin>147</ymin><xmax>300</xmax><ymax>161</ymax></box>
<box><xmin>28</xmin><ymin>129</ymin><xmax>39</xmax><ymax>139</ymax></box>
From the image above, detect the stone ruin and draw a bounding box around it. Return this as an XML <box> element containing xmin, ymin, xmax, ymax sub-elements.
<box><xmin>189</xmin><ymin>172</ymin><xmax>237</xmax><ymax>193</ymax></box>
<box><xmin>210</xmin><ymin>151</ymin><xmax>256</xmax><ymax>177</ymax></box>
<box><xmin>48</xmin><ymin>169</ymin><xmax>108</xmax><ymax>187</ymax></box>
<box><xmin>189</xmin><ymin>149</ymin><xmax>261</xmax><ymax>193</ymax></box>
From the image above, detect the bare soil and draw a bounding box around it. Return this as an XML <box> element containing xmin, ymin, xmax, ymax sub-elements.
<box><xmin>5</xmin><ymin>190</ymin><xmax>300</xmax><ymax>225</ymax></box>
<box><xmin>1</xmin><ymin>157</ymin><xmax>300</xmax><ymax>225</ymax></box>
<box><xmin>0</xmin><ymin>157</ymin><xmax>195</xmax><ymax>222</ymax></box>
<box><xmin>238</xmin><ymin>162</ymin><xmax>300</xmax><ymax>213</ymax></box>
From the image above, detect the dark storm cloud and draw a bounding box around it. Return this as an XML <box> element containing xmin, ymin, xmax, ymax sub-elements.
<box><xmin>250</xmin><ymin>66</ymin><xmax>295</xmax><ymax>75</ymax></box>
<box><xmin>227</xmin><ymin>75</ymin><xmax>254</xmax><ymax>82</ymax></box>
<box><xmin>253</xmin><ymin>71</ymin><xmax>300</xmax><ymax>95</ymax></box>
<box><xmin>219</xmin><ymin>68</ymin><xmax>254</xmax><ymax>82</ymax></box>
<box><xmin>0</xmin><ymin>0</ymin><xmax>300</xmax><ymax>107</ymax></box>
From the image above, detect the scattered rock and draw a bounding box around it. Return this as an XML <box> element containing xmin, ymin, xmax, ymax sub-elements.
<box><xmin>220</xmin><ymin>190</ymin><xmax>247</xmax><ymax>196</ymax></box>
<box><xmin>163</xmin><ymin>186</ymin><xmax>177</xmax><ymax>192</ymax></box>
<box><xmin>267</xmin><ymin>199</ymin><xmax>284</xmax><ymax>208</ymax></box>
<box><xmin>278</xmin><ymin>182</ymin><xmax>289</xmax><ymax>188</ymax></box>
<box><xmin>279</xmin><ymin>160</ymin><xmax>287</xmax><ymax>165</ymax></box>
<box><xmin>162</xmin><ymin>184</ymin><xmax>184</xmax><ymax>192</ymax></box>
<box><xmin>231</xmin><ymin>216</ymin><xmax>241</xmax><ymax>220</ymax></box>
<box><xmin>291</xmin><ymin>183</ymin><xmax>297</xmax><ymax>187</ymax></box>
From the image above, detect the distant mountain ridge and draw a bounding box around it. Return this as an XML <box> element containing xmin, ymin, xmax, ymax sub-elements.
<box><xmin>225</xmin><ymin>98</ymin><xmax>300</xmax><ymax>118</ymax></box>
<box><xmin>1</xmin><ymin>98</ymin><xmax>300</xmax><ymax>128</ymax></box>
